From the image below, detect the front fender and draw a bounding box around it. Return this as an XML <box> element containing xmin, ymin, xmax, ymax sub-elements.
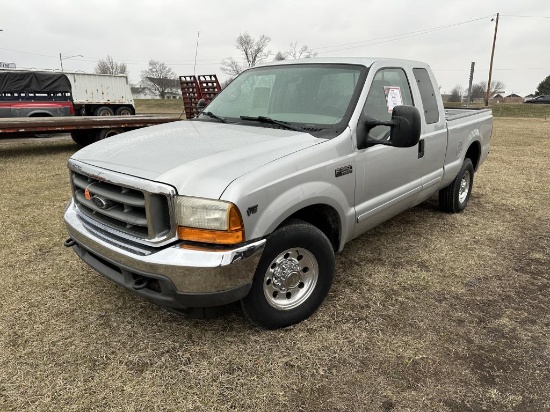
<box><xmin>247</xmin><ymin>181</ymin><xmax>354</xmax><ymax>252</ymax></box>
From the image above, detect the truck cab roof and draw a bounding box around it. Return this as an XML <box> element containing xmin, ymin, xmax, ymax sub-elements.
<box><xmin>258</xmin><ymin>57</ymin><xmax>431</xmax><ymax>70</ymax></box>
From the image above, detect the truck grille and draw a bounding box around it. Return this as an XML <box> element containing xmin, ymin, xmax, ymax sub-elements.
<box><xmin>71</xmin><ymin>170</ymin><xmax>172</xmax><ymax>242</ymax></box>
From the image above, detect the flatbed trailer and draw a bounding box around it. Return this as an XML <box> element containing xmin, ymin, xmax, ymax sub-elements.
<box><xmin>0</xmin><ymin>115</ymin><xmax>182</xmax><ymax>146</ymax></box>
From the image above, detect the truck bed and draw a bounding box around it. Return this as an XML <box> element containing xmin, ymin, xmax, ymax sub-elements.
<box><xmin>444</xmin><ymin>107</ymin><xmax>492</xmax><ymax>122</ymax></box>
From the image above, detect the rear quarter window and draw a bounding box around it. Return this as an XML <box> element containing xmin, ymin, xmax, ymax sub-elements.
<box><xmin>413</xmin><ymin>68</ymin><xmax>439</xmax><ymax>124</ymax></box>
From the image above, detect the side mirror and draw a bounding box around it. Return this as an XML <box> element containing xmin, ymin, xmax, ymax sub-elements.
<box><xmin>359</xmin><ymin>105</ymin><xmax>421</xmax><ymax>149</ymax></box>
<box><xmin>387</xmin><ymin>105</ymin><xmax>421</xmax><ymax>147</ymax></box>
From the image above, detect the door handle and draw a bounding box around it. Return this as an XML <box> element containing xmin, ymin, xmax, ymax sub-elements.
<box><xmin>418</xmin><ymin>139</ymin><xmax>425</xmax><ymax>159</ymax></box>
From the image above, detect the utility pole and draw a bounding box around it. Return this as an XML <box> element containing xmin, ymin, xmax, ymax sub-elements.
<box><xmin>485</xmin><ymin>12</ymin><xmax>499</xmax><ymax>106</ymax></box>
<box><xmin>59</xmin><ymin>53</ymin><xmax>64</xmax><ymax>72</ymax></box>
<box><xmin>59</xmin><ymin>53</ymin><xmax>82</xmax><ymax>72</ymax></box>
<box><xmin>466</xmin><ymin>62</ymin><xmax>475</xmax><ymax>107</ymax></box>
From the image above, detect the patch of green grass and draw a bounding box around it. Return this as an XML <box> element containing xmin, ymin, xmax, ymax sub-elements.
<box><xmin>134</xmin><ymin>98</ymin><xmax>185</xmax><ymax>115</ymax></box>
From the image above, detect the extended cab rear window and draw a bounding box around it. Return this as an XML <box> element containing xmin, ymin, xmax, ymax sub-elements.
<box><xmin>413</xmin><ymin>68</ymin><xmax>439</xmax><ymax>124</ymax></box>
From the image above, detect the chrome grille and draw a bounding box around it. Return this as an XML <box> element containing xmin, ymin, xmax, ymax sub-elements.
<box><xmin>70</xmin><ymin>170</ymin><xmax>173</xmax><ymax>243</ymax></box>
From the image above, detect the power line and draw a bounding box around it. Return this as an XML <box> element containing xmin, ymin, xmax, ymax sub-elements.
<box><xmin>501</xmin><ymin>14</ymin><xmax>550</xmax><ymax>19</ymax></box>
<box><xmin>313</xmin><ymin>15</ymin><xmax>493</xmax><ymax>54</ymax></box>
<box><xmin>0</xmin><ymin>47</ymin><xmax>58</xmax><ymax>59</ymax></box>
<box><xmin>4</xmin><ymin>13</ymin><xmax>548</xmax><ymax>69</ymax></box>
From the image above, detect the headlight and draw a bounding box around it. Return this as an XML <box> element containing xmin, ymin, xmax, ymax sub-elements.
<box><xmin>175</xmin><ymin>196</ymin><xmax>244</xmax><ymax>244</ymax></box>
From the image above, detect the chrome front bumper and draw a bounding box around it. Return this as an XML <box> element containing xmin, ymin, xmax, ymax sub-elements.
<box><xmin>64</xmin><ymin>201</ymin><xmax>266</xmax><ymax>308</ymax></box>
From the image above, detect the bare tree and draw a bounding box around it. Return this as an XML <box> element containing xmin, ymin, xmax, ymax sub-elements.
<box><xmin>221</xmin><ymin>32</ymin><xmax>271</xmax><ymax>77</ymax></box>
<box><xmin>288</xmin><ymin>42</ymin><xmax>317</xmax><ymax>59</ymax></box>
<box><xmin>274</xmin><ymin>42</ymin><xmax>317</xmax><ymax>61</ymax></box>
<box><xmin>140</xmin><ymin>60</ymin><xmax>177</xmax><ymax>99</ymax></box>
<box><xmin>95</xmin><ymin>55</ymin><xmax>127</xmax><ymax>75</ymax></box>
<box><xmin>479</xmin><ymin>80</ymin><xmax>505</xmax><ymax>98</ymax></box>
<box><xmin>470</xmin><ymin>83</ymin><xmax>486</xmax><ymax>99</ymax></box>
<box><xmin>273</xmin><ymin>51</ymin><xmax>287</xmax><ymax>61</ymax></box>
<box><xmin>448</xmin><ymin>85</ymin><xmax>463</xmax><ymax>103</ymax></box>
<box><xmin>220</xmin><ymin>57</ymin><xmax>244</xmax><ymax>77</ymax></box>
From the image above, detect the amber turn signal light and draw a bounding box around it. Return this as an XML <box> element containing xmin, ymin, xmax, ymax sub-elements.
<box><xmin>177</xmin><ymin>226</ymin><xmax>244</xmax><ymax>245</ymax></box>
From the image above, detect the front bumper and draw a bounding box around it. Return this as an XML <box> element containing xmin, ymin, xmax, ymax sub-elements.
<box><xmin>64</xmin><ymin>201</ymin><xmax>266</xmax><ymax>309</ymax></box>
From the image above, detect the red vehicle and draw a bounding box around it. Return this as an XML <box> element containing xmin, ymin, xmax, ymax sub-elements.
<box><xmin>0</xmin><ymin>71</ymin><xmax>74</xmax><ymax>118</ymax></box>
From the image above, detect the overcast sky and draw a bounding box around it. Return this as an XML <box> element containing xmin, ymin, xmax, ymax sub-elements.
<box><xmin>1</xmin><ymin>0</ymin><xmax>549</xmax><ymax>96</ymax></box>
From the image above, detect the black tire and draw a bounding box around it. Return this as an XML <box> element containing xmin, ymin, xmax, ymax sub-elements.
<box><xmin>439</xmin><ymin>158</ymin><xmax>474</xmax><ymax>213</ymax></box>
<box><xmin>241</xmin><ymin>220</ymin><xmax>335</xmax><ymax>329</ymax></box>
<box><xmin>94</xmin><ymin>106</ymin><xmax>114</xmax><ymax>116</ymax></box>
<box><xmin>29</xmin><ymin>114</ymin><xmax>53</xmax><ymax>137</ymax></box>
<box><xmin>115</xmin><ymin>106</ymin><xmax>133</xmax><ymax>116</ymax></box>
<box><xmin>91</xmin><ymin>128</ymin><xmax>123</xmax><ymax>143</ymax></box>
<box><xmin>70</xmin><ymin>130</ymin><xmax>93</xmax><ymax>146</ymax></box>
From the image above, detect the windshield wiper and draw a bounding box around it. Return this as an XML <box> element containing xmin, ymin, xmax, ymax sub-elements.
<box><xmin>201</xmin><ymin>111</ymin><xmax>227</xmax><ymax>123</ymax></box>
<box><xmin>239</xmin><ymin>116</ymin><xmax>305</xmax><ymax>132</ymax></box>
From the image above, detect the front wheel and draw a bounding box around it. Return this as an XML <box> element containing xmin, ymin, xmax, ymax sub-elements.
<box><xmin>241</xmin><ymin>220</ymin><xmax>335</xmax><ymax>329</ymax></box>
<box><xmin>439</xmin><ymin>158</ymin><xmax>474</xmax><ymax>213</ymax></box>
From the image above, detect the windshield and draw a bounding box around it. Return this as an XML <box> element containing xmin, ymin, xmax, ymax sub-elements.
<box><xmin>203</xmin><ymin>64</ymin><xmax>366</xmax><ymax>134</ymax></box>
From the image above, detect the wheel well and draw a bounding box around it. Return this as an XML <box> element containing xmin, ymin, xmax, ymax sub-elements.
<box><xmin>282</xmin><ymin>204</ymin><xmax>341</xmax><ymax>252</ymax></box>
<box><xmin>465</xmin><ymin>142</ymin><xmax>481</xmax><ymax>171</ymax></box>
<box><xmin>28</xmin><ymin>112</ymin><xmax>52</xmax><ymax>117</ymax></box>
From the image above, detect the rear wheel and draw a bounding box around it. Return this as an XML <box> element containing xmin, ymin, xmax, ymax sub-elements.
<box><xmin>241</xmin><ymin>220</ymin><xmax>335</xmax><ymax>329</ymax></box>
<box><xmin>29</xmin><ymin>114</ymin><xmax>53</xmax><ymax>138</ymax></box>
<box><xmin>115</xmin><ymin>106</ymin><xmax>133</xmax><ymax>116</ymax></box>
<box><xmin>94</xmin><ymin>106</ymin><xmax>114</xmax><ymax>116</ymax></box>
<box><xmin>439</xmin><ymin>158</ymin><xmax>474</xmax><ymax>213</ymax></box>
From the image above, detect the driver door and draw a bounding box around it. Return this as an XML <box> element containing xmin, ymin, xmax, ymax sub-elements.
<box><xmin>353</xmin><ymin>67</ymin><xmax>424</xmax><ymax>236</ymax></box>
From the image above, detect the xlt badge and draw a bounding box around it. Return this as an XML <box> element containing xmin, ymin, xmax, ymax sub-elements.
<box><xmin>335</xmin><ymin>165</ymin><xmax>353</xmax><ymax>178</ymax></box>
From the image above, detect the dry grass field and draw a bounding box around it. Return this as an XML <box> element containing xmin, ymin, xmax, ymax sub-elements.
<box><xmin>0</xmin><ymin>118</ymin><xmax>548</xmax><ymax>411</ymax></box>
<box><xmin>135</xmin><ymin>98</ymin><xmax>550</xmax><ymax>119</ymax></box>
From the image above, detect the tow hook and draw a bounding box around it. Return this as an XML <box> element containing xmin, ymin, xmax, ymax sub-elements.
<box><xmin>64</xmin><ymin>238</ymin><xmax>76</xmax><ymax>247</ymax></box>
<box><xmin>132</xmin><ymin>276</ymin><xmax>150</xmax><ymax>290</ymax></box>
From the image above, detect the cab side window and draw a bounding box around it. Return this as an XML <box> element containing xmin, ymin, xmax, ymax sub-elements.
<box><xmin>362</xmin><ymin>68</ymin><xmax>413</xmax><ymax>141</ymax></box>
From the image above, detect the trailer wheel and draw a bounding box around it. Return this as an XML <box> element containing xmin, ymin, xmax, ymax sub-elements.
<box><xmin>94</xmin><ymin>106</ymin><xmax>114</xmax><ymax>116</ymax></box>
<box><xmin>92</xmin><ymin>128</ymin><xmax>123</xmax><ymax>143</ymax></box>
<box><xmin>70</xmin><ymin>130</ymin><xmax>93</xmax><ymax>146</ymax></box>
<box><xmin>115</xmin><ymin>106</ymin><xmax>133</xmax><ymax>116</ymax></box>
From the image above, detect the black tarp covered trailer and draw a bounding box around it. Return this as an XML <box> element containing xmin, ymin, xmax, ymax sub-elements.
<box><xmin>0</xmin><ymin>71</ymin><xmax>72</xmax><ymax>94</ymax></box>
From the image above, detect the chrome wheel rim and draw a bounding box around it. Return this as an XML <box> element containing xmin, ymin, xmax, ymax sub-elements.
<box><xmin>459</xmin><ymin>171</ymin><xmax>471</xmax><ymax>203</ymax></box>
<box><xmin>263</xmin><ymin>248</ymin><xmax>318</xmax><ymax>310</ymax></box>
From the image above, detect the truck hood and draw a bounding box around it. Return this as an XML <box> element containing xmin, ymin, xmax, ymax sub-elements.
<box><xmin>72</xmin><ymin>120</ymin><xmax>322</xmax><ymax>198</ymax></box>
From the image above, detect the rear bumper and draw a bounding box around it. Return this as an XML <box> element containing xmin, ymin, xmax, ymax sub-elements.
<box><xmin>64</xmin><ymin>202</ymin><xmax>265</xmax><ymax>309</ymax></box>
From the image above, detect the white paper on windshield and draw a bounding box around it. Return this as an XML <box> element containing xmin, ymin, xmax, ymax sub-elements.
<box><xmin>384</xmin><ymin>86</ymin><xmax>403</xmax><ymax>113</ymax></box>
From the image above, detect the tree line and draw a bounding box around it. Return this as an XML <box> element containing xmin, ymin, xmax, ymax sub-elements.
<box><xmin>93</xmin><ymin>33</ymin><xmax>315</xmax><ymax>99</ymax></box>
<box><xmin>447</xmin><ymin>81</ymin><xmax>505</xmax><ymax>103</ymax></box>
<box><xmin>94</xmin><ymin>34</ymin><xmax>550</xmax><ymax>100</ymax></box>
<box><xmin>448</xmin><ymin>75</ymin><xmax>550</xmax><ymax>102</ymax></box>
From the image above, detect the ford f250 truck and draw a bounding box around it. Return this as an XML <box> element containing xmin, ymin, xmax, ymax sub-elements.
<box><xmin>64</xmin><ymin>58</ymin><xmax>492</xmax><ymax>329</ymax></box>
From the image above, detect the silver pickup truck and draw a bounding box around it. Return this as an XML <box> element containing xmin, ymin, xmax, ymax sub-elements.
<box><xmin>64</xmin><ymin>58</ymin><xmax>492</xmax><ymax>329</ymax></box>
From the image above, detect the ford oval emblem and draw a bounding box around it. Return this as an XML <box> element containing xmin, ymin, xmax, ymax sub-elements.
<box><xmin>92</xmin><ymin>195</ymin><xmax>109</xmax><ymax>209</ymax></box>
